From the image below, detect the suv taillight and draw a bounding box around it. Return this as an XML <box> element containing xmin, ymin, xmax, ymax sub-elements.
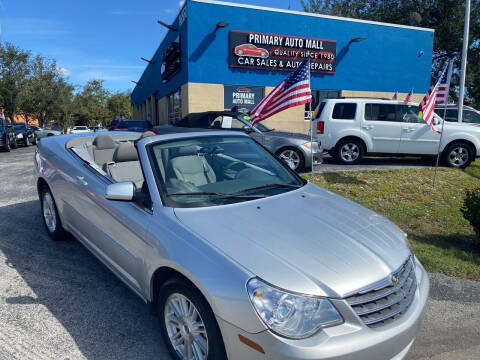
<box><xmin>316</xmin><ymin>121</ymin><xmax>325</xmax><ymax>134</ymax></box>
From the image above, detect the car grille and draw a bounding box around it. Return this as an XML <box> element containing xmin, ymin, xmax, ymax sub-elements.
<box><xmin>345</xmin><ymin>257</ymin><xmax>417</xmax><ymax>328</ymax></box>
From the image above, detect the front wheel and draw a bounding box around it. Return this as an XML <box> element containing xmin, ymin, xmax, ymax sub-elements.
<box><xmin>334</xmin><ymin>139</ymin><xmax>364</xmax><ymax>165</ymax></box>
<box><xmin>443</xmin><ymin>142</ymin><xmax>473</xmax><ymax>168</ymax></box>
<box><xmin>11</xmin><ymin>139</ymin><xmax>18</xmax><ymax>149</ymax></box>
<box><xmin>158</xmin><ymin>278</ymin><xmax>227</xmax><ymax>360</ymax></box>
<box><xmin>3</xmin><ymin>138</ymin><xmax>11</xmax><ymax>152</ymax></box>
<box><xmin>25</xmin><ymin>136</ymin><xmax>30</xmax><ymax>147</ymax></box>
<box><xmin>277</xmin><ymin>147</ymin><xmax>304</xmax><ymax>171</ymax></box>
<box><xmin>32</xmin><ymin>135</ymin><xmax>38</xmax><ymax>145</ymax></box>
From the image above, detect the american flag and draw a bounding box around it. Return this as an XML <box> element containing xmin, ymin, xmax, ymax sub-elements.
<box><xmin>419</xmin><ymin>62</ymin><xmax>452</xmax><ymax>133</ymax></box>
<box><xmin>404</xmin><ymin>88</ymin><xmax>414</xmax><ymax>104</ymax></box>
<box><xmin>436</xmin><ymin>61</ymin><xmax>453</xmax><ymax>105</ymax></box>
<box><xmin>392</xmin><ymin>91</ymin><xmax>398</xmax><ymax>100</ymax></box>
<box><xmin>250</xmin><ymin>58</ymin><xmax>312</xmax><ymax>125</ymax></box>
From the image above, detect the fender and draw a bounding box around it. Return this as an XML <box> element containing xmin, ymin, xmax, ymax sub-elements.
<box><xmin>440</xmin><ymin>130</ymin><xmax>480</xmax><ymax>155</ymax></box>
<box><xmin>332</xmin><ymin>129</ymin><xmax>373</xmax><ymax>152</ymax></box>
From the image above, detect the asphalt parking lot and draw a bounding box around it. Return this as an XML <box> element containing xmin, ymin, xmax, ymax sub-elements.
<box><xmin>1</xmin><ymin>146</ymin><xmax>479</xmax><ymax>360</ymax></box>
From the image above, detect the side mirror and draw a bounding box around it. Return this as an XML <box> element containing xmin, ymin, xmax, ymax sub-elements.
<box><xmin>433</xmin><ymin>118</ymin><xmax>441</xmax><ymax>126</ymax></box>
<box><xmin>242</xmin><ymin>125</ymin><xmax>253</xmax><ymax>133</ymax></box>
<box><xmin>105</xmin><ymin>182</ymin><xmax>135</xmax><ymax>201</ymax></box>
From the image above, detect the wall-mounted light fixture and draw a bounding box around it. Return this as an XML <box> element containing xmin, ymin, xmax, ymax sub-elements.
<box><xmin>131</xmin><ymin>80</ymin><xmax>140</xmax><ymax>86</ymax></box>
<box><xmin>418</xmin><ymin>51</ymin><xmax>424</xmax><ymax>57</ymax></box>
<box><xmin>157</xmin><ymin>20</ymin><xmax>177</xmax><ymax>31</ymax></box>
<box><xmin>140</xmin><ymin>57</ymin><xmax>155</xmax><ymax>64</ymax></box>
<box><xmin>348</xmin><ymin>37</ymin><xmax>366</xmax><ymax>45</ymax></box>
<box><xmin>216</xmin><ymin>21</ymin><xmax>229</xmax><ymax>29</ymax></box>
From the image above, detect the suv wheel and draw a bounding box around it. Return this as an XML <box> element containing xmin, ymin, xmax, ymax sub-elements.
<box><xmin>335</xmin><ymin>139</ymin><xmax>364</xmax><ymax>165</ymax></box>
<box><xmin>158</xmin><ymin>278</ymin><xmax>227</xmax><ymax>360</ymax></box>
<box><xmin>443</xmin><ymin>142</ymin><xmax>473</xmax><ymax>168</ymax></box>
<box><xmin>4</xmin><ymin>137</ymin><xmax>11</xmax><ymax>152</ymax></box>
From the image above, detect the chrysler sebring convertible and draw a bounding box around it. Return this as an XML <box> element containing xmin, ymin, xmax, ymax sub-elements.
<box><xmin>34</xmin><ymin>130</ymin><xmax>429</xmax><ymax>360</ymax></box>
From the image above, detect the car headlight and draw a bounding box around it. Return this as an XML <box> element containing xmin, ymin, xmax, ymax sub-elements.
<box><xmin>17</xmin><ymin>133</ymin><xmax>23</xmax><ymax>138</ymax></box>
<box><xmin>301</xmin><ymin>142</ymin><xmax>312</xmax><ymax>149</ymax></box>
<box><xmin>247</xmin><ymin>278</ymin><xmax>343</xmax><ymax>339</ymax></box>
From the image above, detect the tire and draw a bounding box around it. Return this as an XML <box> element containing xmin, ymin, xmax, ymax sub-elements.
<box><xmin>158</xmin><ymin>278</ymin><xmax>227</xmax><ymax>360</ymax></box>
<box><xmin>237</xmin><ymin>49</ymin><xmax>243</xmax><ymax>56</ymax></box>
<box><xmin>442</xmin><ymin>142</ymin><xmax>473</xmax><ymax>168</ymax></box>
<box><xmin>11</xmin><ymin>139</ymin><xmax>18</xmax><ymax>149</ymax></box>
<box><xmin>334</xmin><ymin>138</ymin><xmax>365</xmax><ymax>165</ymax></box>
<box><xmin>32</xmin><ymin>135</ymin><xmax>37</xmax><ymax>145</ymax></box>
<box><xmin>24</xmin><ymin>136</ymin><xmax>30</xmax><ymax>147</ymax></box>
<box><xmin>39</xmin><ymin>185</ymin><xmax>66</xmax><ymax>241</ymax></box>
<box><xmin>261</xmin><ymin>51</ymin><xmax>268</xmax><ymax>58</ymax></box>
<box><xmin>276</xmin><ymin>147</ymin><xmax>304</xmax><ymax>172</ymax></box>
<box><xmin>3</xmin><ymin>137</ymin><xmax>11</xmax><ymax>152</ymax></box>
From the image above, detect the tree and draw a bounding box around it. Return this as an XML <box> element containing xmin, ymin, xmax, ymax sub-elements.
<box><xmin>0</xmin><ymin>43</ymin><xmax>30</xmax><ymax>122</ymax></box>
<box><xmin>72</xmin><ymin>80</ymin><xmax>111</xmax><ymax>126</ymax></box>
<box><xmin>21</xmin><ymin>55</ymin><xmax>74</xmax><ymax>127</ymax></box>
<box><xmin>301</xmin><ymin>0</ymin><xmax>480</xmax><ymax>107</ymax></box>
<box><xmin>107</xmin><ymin>92</ymin><xmax>131</xmax><ymax>120</ymax></box>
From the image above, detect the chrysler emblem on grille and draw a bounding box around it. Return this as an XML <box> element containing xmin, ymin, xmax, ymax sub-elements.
<box><xmin>391</xmin><ymin>275</ymin><xmax>399</xmax><ymax>284</ymax></box>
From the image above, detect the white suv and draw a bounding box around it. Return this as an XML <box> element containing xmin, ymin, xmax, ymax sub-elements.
<box><xmin>315</xmin><ymin>98</ymin><xmax>480</xmax><ymax>168</ymax></box>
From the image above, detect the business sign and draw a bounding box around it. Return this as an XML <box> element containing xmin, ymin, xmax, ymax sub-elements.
<box><xmin>162</xmin><ymin>36</ymin><xmax>181</xmax><ymax>82</ymax></box>
<box><xmin>229</xmin><ymin>30</ymin><xmax>336</xmax><ymax>74</ymax></box>
<box><xmin>224</xmin><ymin>85</ymin><xmax>264</xmax><ymax>114</ymax></box>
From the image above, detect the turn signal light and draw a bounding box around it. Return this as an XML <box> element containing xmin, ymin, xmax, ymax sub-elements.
<box><xmin>316</xmin><ymin>121</ymin><xmax>325</xmax><ymax>134</ymax></box>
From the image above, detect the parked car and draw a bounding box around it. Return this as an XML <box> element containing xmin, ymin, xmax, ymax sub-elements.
<box><xmin>234</xmin><ymin>43</ymin><xmax>269</xmax><ymax>58</ymax></box>
<box><xmin>0</xmin><ymin>119</ymin><xmax>17</xmax><ymax>151</ymax></box>
<box><xmin>435</xmin><ymin>105</ymin><xmax>480</xmax><ymax>124</ymax></box>
<box><xmin>69</xmin><ymin>126</ymin><xmax>91</xmax><ymax>134</ymax></box>
<box><xmin>89</xmin><ymin>125</ymin><xmax>107</xmax><ymax>132</ymax></box>
<box><xmin>35</xmin><ymin>127</ymin><xmax>62</xmax><ymax>139</ymax></box>
<box><xmin>112</xmin><ymin>119</ymin><xmax>154</xmax><ymax>133</ymax></box>
<box><xmin>13</xmin><ymin>123</ymin><xmax>36</xmax><ymax>146</ymax></box>
<box><xmin>315</xmin><ymin>98</ymin><xmax>480</xmax><ymax>168</ymax></box>
<box><xmin>172</xmin><ymin>111</ymin><xmax>322</xmax><ymax>171</ymax></box>
<box><xmin>35</xmin><ymin>130</ymin><xmax>429</xmax><ymax>360</ymax></box>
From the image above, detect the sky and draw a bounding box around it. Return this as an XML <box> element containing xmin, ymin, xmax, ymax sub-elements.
<box><xmin>0</xmin><ymin>0</ymin><xmax>303</xmax><ymax>93</ymax></box>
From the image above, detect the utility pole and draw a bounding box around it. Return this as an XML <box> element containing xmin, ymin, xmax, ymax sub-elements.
<box><xmin>458</xmin><ymin>0</ymin><xmax>471</xmax><ymax>123</ymax></box>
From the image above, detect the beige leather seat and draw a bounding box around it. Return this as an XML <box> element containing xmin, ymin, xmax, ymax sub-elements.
<box><xmin>170</xmin><ymin>146</ymin><xmax>216</xmax><ymax>187</ymax></box>
<box><xmin>88</xmin><ymin>134</ymin><xmax>116</xmax><ymax>168</ymax></box>
<box><xmin>106</xmin><ymin>142</ymin><xmax>144</xmax><ymax>188</ymax></box>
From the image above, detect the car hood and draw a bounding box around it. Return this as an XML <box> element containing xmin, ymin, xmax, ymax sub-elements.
<box><xmin>264</xmin><ymin>130</ymin><xmax>310</xmax><ymax>141</ymax></box>
<box><xmin>174</xmin><ymin>183</ymin><xmax>410</xmax><ymax>298</ymax></box>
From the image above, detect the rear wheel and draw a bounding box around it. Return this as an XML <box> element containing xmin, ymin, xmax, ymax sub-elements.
<box><xmin>25</xmin><ymin>136</ymin><xmax>30</xmax><ymax>147</ymax></box>
<box><xmin>3</xmin><ymin>137</ymin><xmax>11</xmax><ymax>152</ymax></box>
<box><xmin>158</xmin><ymin>278</ymin><xmax>226</xmax><ymax>360</ymax></box>
<box><xmin>32</xmin><ymin>135</ymin><xmax>38</xmax><ymax>145</ymax></box>
<box><xmin>11</xmin><ymin>139</ymin><xmax>18</xmax><ymax>149</ymax></box>
<box><xmin>334</xmin><ymin>138</ymin><xmax>364</xmax><ymax>165</ymax></box>
<box><xmin>443</xmin><ymin>142</ymin><xmax>473</xmax><ymax>168</ymax></box>
<box><xmin>40</xmin><ymin>185</ymin><xmax>66</xmax><ymax>241</ymax></box>
<box><xmin>277</xmin><ymin>147</ymin><xmax>304</xmax><ymax>171</ymax></box>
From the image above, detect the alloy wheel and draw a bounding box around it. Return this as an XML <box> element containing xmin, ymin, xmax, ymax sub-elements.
<box><xmin>42</xmin><ymin>192</ymin><xmax>57</xmax><ymax>233</ymax></box>
<box><xmin>448</xmin><ymin>146</ymin><xmax>468</xmax><ymax>167</ymax></box>
<box><xmin>279</xmin><ymin>149</ymin><xmax>300</xmax><ymax>170</ymax></box>
<box><xmin>340</xmin><ymin>143</ymin><xmax>360</xmax><ymax>162</ymax></box>
<box><xmin>164</xmin><ymin>293</ymin><xmax>209</xmax><ymax>360</ymax></box>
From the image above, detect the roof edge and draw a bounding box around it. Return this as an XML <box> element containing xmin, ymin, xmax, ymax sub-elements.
<box><xmin>191</xmin><ymin>0</ymin><xmax>435</xmax><ymax>33</ymax></box>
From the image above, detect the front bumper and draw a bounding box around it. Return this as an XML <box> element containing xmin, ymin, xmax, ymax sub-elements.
<box><xmin>218</xmin><ymin>259</ymin><xmax>429</xmax><ymax>360</ymax></box>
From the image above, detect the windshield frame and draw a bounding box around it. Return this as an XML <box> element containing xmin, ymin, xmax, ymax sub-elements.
<box><xmin>146</xmin><ymin>134</ymin><xmax>306</xmax><ymax>208</ymax></box>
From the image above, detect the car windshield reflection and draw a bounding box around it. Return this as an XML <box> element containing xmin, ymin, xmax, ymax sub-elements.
<box><xmin>149</xmin><ymin>135</ymin><xmax>304</xmax><ymax>207</ymax></box>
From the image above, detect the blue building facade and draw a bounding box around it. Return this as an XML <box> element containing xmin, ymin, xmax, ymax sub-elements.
<box><xmin>131</xmin><ymin>0</ymin><xmax>434</xmax><ymax>132</ymax></box>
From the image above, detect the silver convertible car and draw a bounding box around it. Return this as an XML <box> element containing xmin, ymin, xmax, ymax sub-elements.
<box><xmin>34</xmin><ymin>131</ymin><xmax>429</xmax><ymax>360</ymax></box>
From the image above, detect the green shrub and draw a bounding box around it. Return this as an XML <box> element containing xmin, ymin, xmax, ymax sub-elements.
<box><xmin>461</xmin><ymin>188</ymin><xmax>480</xmax><ymax>242</ymax></box>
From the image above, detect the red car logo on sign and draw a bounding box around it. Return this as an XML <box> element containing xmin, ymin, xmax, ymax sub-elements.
<box><xmin>234</xmin><ymin>44</ymin><xmax>269</xmax><ymax>58</ymax></box>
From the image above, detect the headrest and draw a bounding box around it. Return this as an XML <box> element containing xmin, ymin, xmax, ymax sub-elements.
<box><xmin>176</xmin><ymin>145</ymin><xmax>199</xmax><ymax>157</ymax></box>
<box><xmin>140</xmin><ymin>131</ymin><xmax>156</xmax><ymax>138</ymax></box>
<box><xmin>113</xmin><ymin>142</ymin><xmax>139</xmax><ymax>162</ymax></box>
<box><xmin>93</xmin><ymin>134</ymin><xmax>115</xmax><ymax>150</ymax></box>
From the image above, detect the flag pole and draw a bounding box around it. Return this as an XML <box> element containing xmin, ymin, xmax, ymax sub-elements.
<box><xmin>310</xmin><ymin>101</ymin><xmax>314</xmax><ymax>183</ymax></box>
<box><xmin>458</xmin><ymin>0</ymin><xmax>471</xmax><ymax>123</ymax></box>
<box><xmin>433</xmin><ymin>105</ymin><xmax>448</xmax><ymax>188</ymax></box>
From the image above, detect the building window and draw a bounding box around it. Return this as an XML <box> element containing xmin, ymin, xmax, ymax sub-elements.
<box><xmin>167</xmin><ymin>88</ymin><xmax>182</xmax><ymax>124</ymax></box>
<box><xmin>308</xmin><ymin>89</ymin><xmax>340</xmax><ymax>112</ymax></box>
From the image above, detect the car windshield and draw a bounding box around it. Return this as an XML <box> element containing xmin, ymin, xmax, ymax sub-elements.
<box><xmin>13</xmin><ymin>124</ymin><xmax>26</xmax><ymax>130</ymax></box>
<box><xmin>118</xmin><ymin>120</ymin><xmax>149</xmax><ymax>129</ymax></box>
<box><xmin>149</xmin><ymin>135</ymin><xmax>304</xmax><ymax>208</ymax></box>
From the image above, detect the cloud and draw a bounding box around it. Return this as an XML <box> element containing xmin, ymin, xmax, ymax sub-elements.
<box><xmin>1</xmin><ymin>18</ymin><xmax>70</xmax><ymax>39</ymax></box>
<box><xmin>78</xmin><ymin>70</ymin><xmax>131</xmax><ymax>82</ymax></box>
<box><xmin>57</xmin><ymin>67</ymin><xmax>72</xmax><ymax>77</ymax></box>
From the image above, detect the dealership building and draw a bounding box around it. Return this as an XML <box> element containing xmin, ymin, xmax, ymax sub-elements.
<box><xmin>131</xmin><ymin>0</ymin><xmax>434</xmax><ymax>133</ymax></box>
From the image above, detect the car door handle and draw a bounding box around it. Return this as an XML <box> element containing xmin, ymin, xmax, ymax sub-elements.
<box><xmin>402</xmin><ymin>127</ymin><xmax>415</xmax><ymax>132</ymax></box>
<box><xmin>76</xmin><ymin>176</ymin><xmax>88</xmax><ymax>186</ymax></box>
<box><xmin>362</xmin><ymin>125</ymin><xmax>374</xmax><ymax>130</ymax></box>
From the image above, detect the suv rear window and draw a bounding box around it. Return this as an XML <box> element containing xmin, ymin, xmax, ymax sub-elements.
<box><xmin>365</xmin><ymin>104</ymin><xmax>398</xmax><ymax>121</ymax></box>
<box><xmin>332</xmin><ymin>103</ymin><xmax>356</xmax><ymax>120</ymax></box>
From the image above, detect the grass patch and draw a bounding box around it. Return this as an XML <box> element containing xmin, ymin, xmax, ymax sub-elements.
<box><xmin>306</xmin><ymin>162</ymin><xmax>480</xmax><ymax>280</ymax></box>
